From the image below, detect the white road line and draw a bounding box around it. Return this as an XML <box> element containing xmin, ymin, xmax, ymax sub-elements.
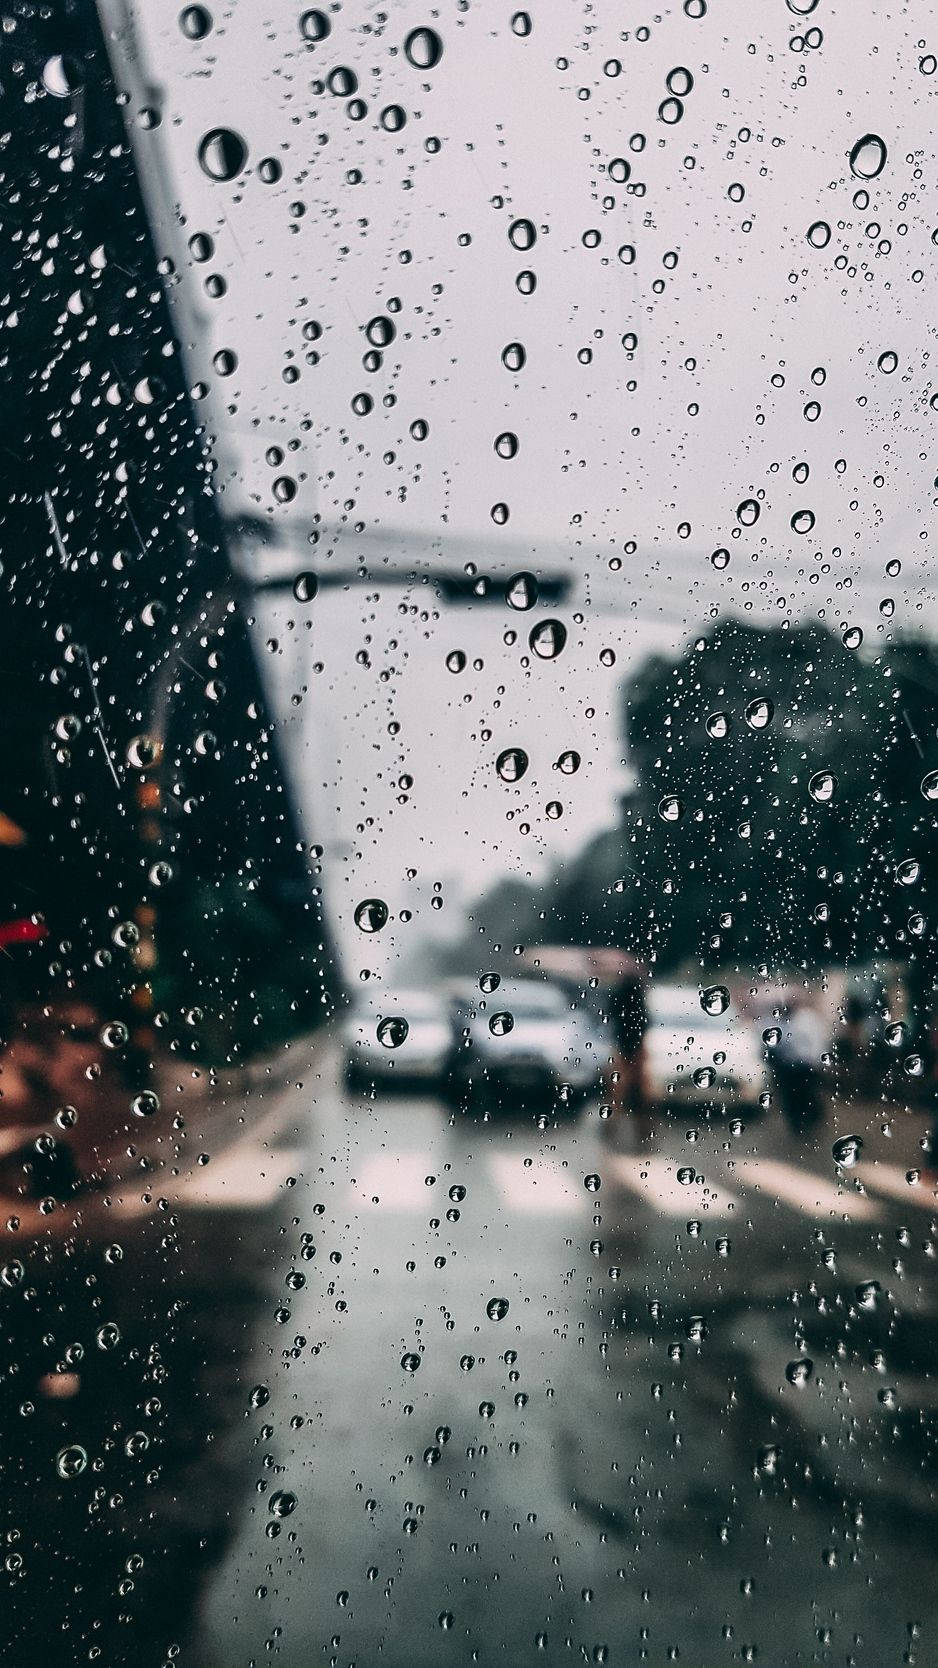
<box><xmin>736</xmin><ymin>1157</ymin><xmax>879</xmax><ymax>1221</ymax></box>
<box><xmin>489</xmin><ymin>1152</ymin><xmax>580</xmax><ymax>1214</ymax></box>
<box><xmin>351</xmin><ymin>1150</ymin><xmax>434</xmax><ymax>1210</ymax></box>
<box><xmin>174</xmin><ymin>1146</ymin><xmax>305</xmax><ymax>1208</ymax></box>
<box><xmin>855</xmin><ymin>1161</ymin><xmax>938</xmax><ymax>1211</ymax></box>
<box><xmin>608</xmin><ymin>1155</ymin><xmax>738</xmax><ymax>1217</ymax></box>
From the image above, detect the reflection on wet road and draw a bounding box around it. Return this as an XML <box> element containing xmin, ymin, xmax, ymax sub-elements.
<box><xmin>5</xmin><ymin>1038</ymin><xmax>935</xmax><ymax>1666</ymax></box>
<box><xmin>181</xmin><ymin>1041</ymin><xmax>938</xmax><ymax>1668</ymax></box>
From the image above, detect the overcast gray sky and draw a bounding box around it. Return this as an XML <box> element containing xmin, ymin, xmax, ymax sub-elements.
<box><xmin>104</xmin><ymin>0</ymin><xmax>938</xmax><ymax>979</ymax></box>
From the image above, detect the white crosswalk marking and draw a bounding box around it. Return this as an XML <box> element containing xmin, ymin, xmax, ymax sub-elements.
<box><xmin>174</xmin><ymin>1146</ymin><xmax>304</xmax><ymax>1208</ymax></box>
<box><xmin>489</xmin><ymin>1152</ymin><xmax>579</xmax><ymax>1214</ymax></box>
<box><xmin>351</xmin><ymin>1150</ymin><xmax>433</xmax><ymax>1210</ymax></box>
<box><xmin>607</xmin><ymin>1155</ymin><xmax>738</xmax><ymax>1217</ymax></box>
<box><xmin>736</xmin><ymin>1156</ymin><xmax>879</xmax><ymax>1220</ymax></box>
<box><xmin>855</xmin><ymin>1161</ymin><xmax>938</xmax><ymax>1211</ymax></box>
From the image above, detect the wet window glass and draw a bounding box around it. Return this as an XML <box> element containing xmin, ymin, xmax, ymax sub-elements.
<box><xmin>3</xmin><ymin>0</ymin><xmax>938</xmax><ymax>1662</ymax></box>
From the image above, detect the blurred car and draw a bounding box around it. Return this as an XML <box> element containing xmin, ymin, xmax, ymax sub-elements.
<box><xmin>343</xmin><ymin>989</ymin><xmax>452</xmax><ymax>1091</ymax></box>
<box><xmin>644</xmin><ymin>982</ymin><xmax>768</xmax><ymax>1114</ymax></box>
<box><xmin>446</xmin><ymin>978</ymin><xmax>600</xmax><ymax>1108</ymax></box>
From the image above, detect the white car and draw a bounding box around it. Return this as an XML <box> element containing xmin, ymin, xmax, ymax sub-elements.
<box><xmin>447</xmin><ymin>979</ymin><xmax>600</xmax><ymax>1108</ymax></box>
<box><xmin>643</xmin><ymin>982</ymin><xmax>768</xmax><ymax>1114</ymax></box>
<box><xmin>343</xmin><ymin>990</ymin><xmax>452</xmax><ymax>1091</ymax></box>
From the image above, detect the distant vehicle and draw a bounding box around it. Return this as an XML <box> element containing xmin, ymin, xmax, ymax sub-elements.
<box><xmin>644</xmin><ymin>982</ymin><xmax>768</xmax><ymax>1114</ymax></box>
<box><xmin>343</xmin><ymin>990</ymin><xmax>452</xmax><ymax>1091</ymax></box>
<box><xmin>446</xmin><ymin>978</ymin><xmax>600</xmax><ymax>1109</ymax></box>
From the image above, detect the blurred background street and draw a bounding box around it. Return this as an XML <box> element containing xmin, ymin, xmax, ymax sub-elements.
<box><xmin>187</xmin><ymin>1048</ymin><xmax>938</xmax><ymax>1665</ymax></box>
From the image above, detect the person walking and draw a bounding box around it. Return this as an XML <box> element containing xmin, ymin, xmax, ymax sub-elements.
<box><xmin>600</xmin><ymin>953</ymin><xmax>650</xmax><ymax>1147</ymax></box>
<box><xmin>772</xmin><ymin>997</ymin><xmax>827</xmax><ymax>1135</ymax></box>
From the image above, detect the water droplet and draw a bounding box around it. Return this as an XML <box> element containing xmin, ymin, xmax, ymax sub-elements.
<box><xmin>293</xmin><ymin>572</ymin><xmax>318</xmax><ymax>603</ymax></box>
<box><xmin>848</xmin><ymin>133</ymin><xmax>887</xmax><ymax>180</ymax></box>
<box><xmin>842</xmin><ymin>625</ymin><xmax>863</xmax><ymax>650</ymax></box>
<box><xmin>269</xmin><ymin>1489</ymin><xmax>297</xmax><ymax>1517</ymax></box>
<box><xmin>806</xmin><ymin>220</ymin><xmax>831</xmax><ymax>248</ymax></box>
<box><xmin>896</xmin><ymin>857</ymin><xmax>921</xmax><ymax>886</ymax></box>
<box><xmin>496</xmin><ymin>748</ymin><xmax>529</xmax><ymax>782</ymax></box>
<box><xmin>446</xmin><ymin>650</ymin><xmax>466</xmax><ymax>673</ymax></box>
<box><xmin>658</xmin><ymin>96</ymin><xmax>684</xmax><ymax>124</ymax></box>
<box><xmin>700</xmin><ymin>985</ymin><xmax>730</xmax><ymax>1017</ymax></box>
<box><xmin>511</xmin><ymin>11</ymin><xmax>532</xmax><ymax>36</ymax></box>
<box><xmin>132</xmin><ymin>1090</ymin><xmax>160</xmax><ymax>1118</ymax></box>
<box><xmin>366</xmin><ymin>315</ymin><xmax>395</xmax><ymax>348</ymax></box>
<box><xmin>736</xmin><ymin>498</ymin><xmax>760</xmax><ymax>526</ymax></box>
<box><xmin>56</xmin><ymin>1444</ymin><xmax>88</xmax><ymax>1479</ymax></box>
<box><xmin>249</xmin><ymin>1385</ymin><xmax>270</xmax><ymax>1408</ymax></box>
<box><xmin>300</xmin><ymin>8</ymin><xmax>331</xmax><ymax>42</ymax></box>
<box><xmin>658</xmin><ymin>795</ymin><xmax>684</xmax><ymax>823</ymax></box>
<box><xmin>666</xmin><ymin>65</ymin><xmax>694</xmax><ymax>96</ymax></box>
<box><xmin>354</xmin><ymin>898</ymin><xmax>389</xmax><ymax>933</ymax></box>
<box><xmin>677</xmin><ymin>1166</ymin><xmax>696</xmax><ymax>1186</ymax></box>
<box><xmin>502</xmin><ymin>341</ymin><xmax>526</xmax><ymax>371</ymax></box>
<box><xmin>529</xmin><ymin>619</ymin><xmax>567</xmax><ymax>659</ymax></box>
<box><xmin>401</xmin><ymin>1352</ymin><xmax>421</xmax><ymax>1373</ymax></box>
<box><xmin>198</xmin><ymin>127</ymin><xmax>248</xmax><ymax>181</ymax></box>
<box><xmin>785</xmin><ymin>1357</ymin><xmax>813</xmax><ymax>1387</ymax></box>
<box><xmin>179</xmin><ymin>5</ymin><xmax>213</xmax><ymax>38</ymax></box>
<box><xmin>790</xmin><ymin>509</ymin><xmax>815</xmax><ymax>534</ymax></box>
<box><xmin>706</xmin><ymin>711</ymin><xmax>731</xmax><ymax>738</ymax></box>
<box><xmin>42</xmin><ymin>54</ymin><xmax>82</xmax><ymax>98</ymax></box>
<box><xmin>327</xmin><ymin>65</ymin><xmax>358</xmax><ymax>96</ymax></box>
<box><xmin>557</xmin><ymin>749</ymin><xmax>581</xmax><ymax>773</ymax></box>
<box><xmin>127</xmin><ymin>734</ymin><xmax>158</xmax><ymax>770</ymax></box>
<box><xmin>744</xmin><ymin>697</ymin><xmax>774</xmax><ymax>730</ymax></box>
<box><xmin>377</xmin><ymin>1016</ymin><xmax>409</xmax><ymax>1049</ymax></box>
<box><xmin>486</xmin><ymin>1297</ymin><xmax>510</xmax><ymax>1320</ymax></box>
<box><xmin>507</xmin><ymin>572</ymin><xmax>538</xmax><ymax>610</ymax></box>
<box><xmin>508</xmin><ymin>218</ymin><xmax>536</xmax><ymax>250</ymax></box>
<box><xmin>808</xmin><ymin>770</ymin><xmax>836</xmax><ymax>803</ymax></box>
<box><xmin>921</xmin><ymin>770</ymin><xmax>938</xmax><ymax>801</ymax></box>
<box><xmin>489</xmin><ymin>1011</ymin><xmax>514</xmax><ymax>1036</ymax></box>
<box><xmin>404</xmin><ymin>26</ymin><xmax>443</xmax><ymax>69</ymax></box>
<box><xmin>495</xmin><ymin>431</ymin><xmax>519</xmax><ymax>459</ymax></box>
<box><xmin>832</xmin><ymin>1134</ymin><xmax>863</xmax><ymax>1167</ymax></box>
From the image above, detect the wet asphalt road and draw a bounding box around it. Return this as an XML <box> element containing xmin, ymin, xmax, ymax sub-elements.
<box><xmin>183</xmin><ymin>1044</ymin><xmax>938</xmax><ymax>1668</ymax></box>
<box><xmin>6</xmin><ymin>1041</ymin><xmax>937</xmax><ymax>1667</ymax></box>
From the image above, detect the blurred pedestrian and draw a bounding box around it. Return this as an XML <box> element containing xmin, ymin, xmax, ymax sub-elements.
<box><xmin>600</xmin><ymin>953</ymin><xmax>650</xmax><ymax>1147</ymax></box>
<box><xmin>772</xmin><ymin>997</ymin><xmax>826</xmax><ymax>1135</ymax></box>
